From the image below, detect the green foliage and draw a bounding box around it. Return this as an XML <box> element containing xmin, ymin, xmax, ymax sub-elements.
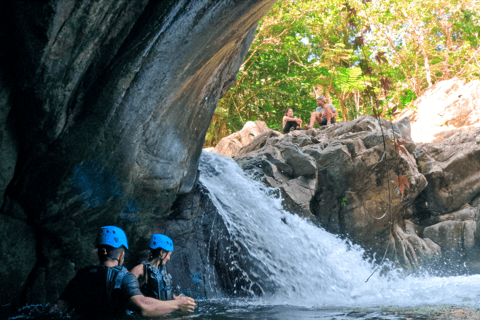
<box><xmin>204</xmin><ymin>0</ymin><xmax>480</xmax><ymax>147</ymax></box>
<box><xmin>399</xmin><ymin>89</ymin><xmax>417</xmax><ymax>108</ymax></box>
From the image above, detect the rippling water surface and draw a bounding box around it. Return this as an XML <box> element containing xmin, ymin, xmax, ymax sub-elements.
<box><xmin>12</xmin><ymin>301</ymin><xmax>473</xmax><ymax>320</ymax></box>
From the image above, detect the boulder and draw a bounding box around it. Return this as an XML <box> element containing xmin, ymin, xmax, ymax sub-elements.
<box><xmin>235</xmin><ymin>115</ymin><xmax>429</xmax><ymax>266</ymax></box>
<box><xmin>395</xmin><ymin>78</ymin><xmax>480</xmax><ymax>143</ymax></box>
<box><xmin>423</xmin><ymin>220</ymin><xmax>476</xmax><ymax>253</ymax></box>
<box><xmin>210</xmin><ymin>120</ymin><xmax>271</xmax><ymax>157</ymax></box>
<box><xmin>414</xmin><ymin>128</ymin><xmax>480</xmax><ymax>216</ymax></box>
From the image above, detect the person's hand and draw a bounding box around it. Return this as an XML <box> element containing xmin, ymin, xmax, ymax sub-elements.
<box><xmin>174</xmin><ymin>295</ymin><xmax>196</xmax><ymax>312</ymax></box>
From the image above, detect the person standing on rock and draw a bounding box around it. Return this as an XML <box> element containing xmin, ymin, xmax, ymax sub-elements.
<box><xmin>283</xmin><ymin>108</ymin><xmax>303</xmax><ymax>133</ymax></box>
<box><xmin>50</xmin><ymin>226</ymin><xmax>195</xmax><ymax>318</ymax></box>
<box><xmin>131</xmin><ymin>234</ymin><xmax>176</xmax><ymax>301</ymax></box>
<box><xmin>304</xmin><ymin>96</ymin><xmax>338</xmax><ymax>129</ymax></box>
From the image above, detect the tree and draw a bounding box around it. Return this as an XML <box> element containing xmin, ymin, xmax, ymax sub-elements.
<box><xmin>205</xmin><ymin>0</ymin><xmax>480</xmax><ymax>147</ymax></box>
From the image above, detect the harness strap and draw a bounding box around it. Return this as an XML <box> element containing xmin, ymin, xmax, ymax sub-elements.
<box><xmin>106</xmin><ymin>266</ymin><xmax>127</xmax><ymax>305</ymax></box>
<box><xmin>114</xmin><ymin>267</ymin><xmax>128</xmax><ymax>289</ymax></box>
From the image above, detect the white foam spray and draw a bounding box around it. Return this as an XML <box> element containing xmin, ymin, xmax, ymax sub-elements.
<box><xmin>199</xmin><ymin>151</ymin><xmax>480</xmax><ymax>308</ymax></box>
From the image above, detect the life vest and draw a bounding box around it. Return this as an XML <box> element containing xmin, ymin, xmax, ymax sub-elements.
<box><xmin>142</xmin><ymin>263</ymin><xmax>173</xmax><ymax>300</ymax></box>
<box><xmin>105</xmin><ymin>265</ymin><xmax>128</xmax><ymax>305</ymax></box>
<box><xmin>71</xmin><ymin>265</ymin><xmax>129</xmax><ymax>317</ymax></box>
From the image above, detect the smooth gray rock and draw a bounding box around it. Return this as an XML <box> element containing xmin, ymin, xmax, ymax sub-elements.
<box><xmin>415</xmin><ymin>128</ymin><xmax>480</xmax><ymax>216</ymax></box>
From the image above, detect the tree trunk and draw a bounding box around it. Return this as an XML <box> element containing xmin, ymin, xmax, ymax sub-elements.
<box><xmin>354</xmin><ymin>90</ymin><xmax>361</xmax><ymax>119</ymax></box>
<box><xmin>441</xmin><ymin>20</ymin><xmax>453</xmax><ymax>79</ymax></box>
<box><xmin>338</xmin><ymin>97</ymin><xmax>350</xmax><ymax>122</ymax></box>
<box><xmin>422</xmin><ymin>48</ymin><xmax>432</xmax><ymax>87</ymax></box>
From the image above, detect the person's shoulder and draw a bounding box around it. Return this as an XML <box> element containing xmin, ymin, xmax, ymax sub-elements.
<box><xmin>123</xmin><ymin>270</ymin><xmax>140</xmax><ymax>284</ymax></box>
<box><xmin>327</xmin><ymin>104</ymin><xmax>336</xmax><ymax>111</ymax></box>
<box><xmin>131</xmin><ymin>263</ymin><xmax>144</xmax><ymax>272</ymax></box>
<box><xmin>121</xmin><ymin>271</ymin><xmax>143</xmax><ymax>297</ymax></box>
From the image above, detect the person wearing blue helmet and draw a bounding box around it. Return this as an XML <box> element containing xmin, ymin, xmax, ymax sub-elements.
<box><xmin>131</xmin><ymin>234</ymin><xmax>176</xmax><ymax>301</ymax></box>
<box><xmin>51</xmin><ymin>227</ymin><xmax>195</xmax><ymax>318</ymax></box>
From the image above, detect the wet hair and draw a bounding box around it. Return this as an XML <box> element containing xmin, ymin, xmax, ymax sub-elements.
<box><xmin>97</xmin><ymin>245</ymin><xmax>125</xmax><ymax>263</ymax></box>
<box><xmin>149</xmin><ymin>248</ymin><xmax>169</xmax><ymax>265</ymax></box>
<box><xmin>284</xmin><ymin>108</ymin><xmax>294</xmax><ymax>116</ymax></box>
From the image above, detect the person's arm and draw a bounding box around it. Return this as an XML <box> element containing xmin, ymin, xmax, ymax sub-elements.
<box><xmin>129</xmin><ymin>295</ymin><xmax>195</xmax><ymax>317</ymax></box>
<box><xmin>130</xmin><ymin>264</ymin><xmax>146</xmax><ymax>286</ymax></box>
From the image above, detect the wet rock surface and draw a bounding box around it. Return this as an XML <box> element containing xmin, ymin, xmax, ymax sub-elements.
<box><xmin>164</xmin><ymin>182</ymin><xmax>274</xmax><ymax>299</ymax></box>
<box><xmin>0</xmin><ymin>0</ymin><xmax>275</xmax><ymax>314</ymax></box>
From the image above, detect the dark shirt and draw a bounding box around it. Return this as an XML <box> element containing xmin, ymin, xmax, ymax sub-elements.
<box><xmin>60</xmin><ymin>265</ymin><xmax>142</xmax><ymax>318</ymax></box>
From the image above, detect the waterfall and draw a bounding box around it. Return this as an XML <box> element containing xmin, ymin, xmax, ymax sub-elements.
<box><xmin>198</xmin><ymin>151</ymin><xmax>480</xmax><ymax>308</ymax></box>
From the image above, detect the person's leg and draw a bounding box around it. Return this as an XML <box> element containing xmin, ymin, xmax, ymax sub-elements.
<box><xmin>324</xmin><ymin>107</ymin><xmax>333</xmax><ymax>124</ymax></box>
<box><xmin>296</xmin><ymin>118</ymin><xmax>302</xmax><ymax>128</ymax></box>
<box><xmin>331</xmin><ymin>117</ymin><xmax>336</xmax><ymax>124</ymax></box>
<box><xmin>283</xmin><ymin>121</ymin><xmax>295</xmax><ymax>134</ymax></box>
<box><xmin>308</xmin><ymin>112</ymin><xmax>316</xmax><ymax>128</ymax></box>
<box><xmin>308</xmin><ymin>112</ymin><xmax>323</xmax><ymax>127</ymax></box>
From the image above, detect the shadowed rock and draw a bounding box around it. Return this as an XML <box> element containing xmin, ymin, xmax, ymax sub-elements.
<box><xmin>0</xmin><ymin>0</ymin><xmax>275</xmax><ymax>313</ymax></box>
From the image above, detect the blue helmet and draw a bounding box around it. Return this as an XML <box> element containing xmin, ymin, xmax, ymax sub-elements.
<box><xmin>97</xmin><ymin>226</ymin><xmax>129</xmax><ymax>249</ymax></box>
<box><xmin>149</xmin><ymin>234</ymin><xmax>173</xmax><ymax>251</ymax></box>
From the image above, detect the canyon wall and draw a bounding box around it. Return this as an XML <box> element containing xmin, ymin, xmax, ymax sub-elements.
<box><xmin>0</xmin><ymin>0</ymin><xmax>276</xmax><ymax>315</ymax></box>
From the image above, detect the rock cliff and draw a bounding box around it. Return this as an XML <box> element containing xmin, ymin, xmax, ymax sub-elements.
<box><xmin>234</xmin><ymin>115</ymin><xmax>480</xmax><ymax>271</ymax></box>
<box><xmin>0</xmin><ymin>0</ymin><xmax>276</xmax><ymax>315</ymax></box>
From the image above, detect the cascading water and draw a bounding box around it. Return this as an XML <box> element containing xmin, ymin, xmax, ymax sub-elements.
<box><xmin>198</xmin><ymin>151</ymin><xmax>480</xmax><ymax>309</ymax></box>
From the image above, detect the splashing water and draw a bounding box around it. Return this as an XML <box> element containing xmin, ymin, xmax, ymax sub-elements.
<box><xmin>199</xmin><ymin>151</ymin><xmax>480</xmax><ymax>309</ymax></box>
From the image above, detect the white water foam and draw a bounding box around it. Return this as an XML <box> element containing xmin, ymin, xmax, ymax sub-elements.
<box><xmin>199</xmin><ymin>151</ymin><xmax>480</xmax><ymax>309</ymax></box>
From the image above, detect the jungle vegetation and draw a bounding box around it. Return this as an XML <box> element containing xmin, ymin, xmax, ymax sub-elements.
<box><xmin>204</xmin><ymin>0</ymin><xmax>480</xmax><ymax>147</ymax></box>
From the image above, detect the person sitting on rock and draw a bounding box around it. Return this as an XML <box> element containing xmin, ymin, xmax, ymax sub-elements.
<box><xmin>50</xmin><ymin>226</ymin><xmax>195</xmax><ymax>318</ymax></box>
<box><xmin>304</xmin><ymin>96</ymin><xmax>339</xmax><ymax>129</ymax></box>
<box><xmin>131</xmin><ymin>234</ymin><xmax>176</xmax><ymax>301</ymax></box>
<box><xmin>283</xmin><ymin>108</ymin><xmax>303</xmax><ymax>133</ymax></box>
